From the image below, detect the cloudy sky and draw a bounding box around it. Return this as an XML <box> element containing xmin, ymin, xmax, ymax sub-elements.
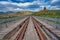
<box><xmin>0</xmin><ymin>0</ymin><xmax>60</xmax><ymax>12</ymax></box>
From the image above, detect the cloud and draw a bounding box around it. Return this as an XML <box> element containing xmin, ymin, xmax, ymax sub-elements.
<box><xmin>0</xmin><ymin>1</ymin><xmax>10</xmax><ymax>4</ymax></box>
<box><xmin>16</xmin><ymin>2</ymin><xmax>33</xmax><ymax>7</ymax></box>
<box><xmin>51</xmin><ymin>0</ymin><xmax>60</xmax><ymax>3</ymax></box>
<box><xmin>0</xmin><ymin>0</ymin><xmax>60</xmax><ymax>12</ymax></box>
<box><xmin>14</xmin><ymin>8</ymin><xmax>24</xmax><ymax>11</ymax></box>
<box><xmin>0</xmin><ymin>1</ymin><xmax>41</xmax><ymax>12</ymax></box>
<box><xmin>51</xmin><ymin>0</ymin><xmax>60</xmax><ymax>8</ymax></box>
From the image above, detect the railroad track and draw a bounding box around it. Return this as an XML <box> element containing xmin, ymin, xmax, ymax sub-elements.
<box><xmin>32</xmin><ymin>17</ymin><xmax>47</xmax><ymax>40</ymax></box>
<box><xmin>32</xmin><ymin>17</ymin><xmax>60</xmax><ymax>40</ymax></box>
<box><xmin>3</xmin><ymin>17</ymin><xmax>30</xmax><ymax>40</ymax></box>
<box><xmin>15</xmin><ymin>16</ymin><xmax>48</xmax><ymax>40</ymax></box>
<box><xmin>15</xmin><ymin>17</ymin><xmax>29</xmax><ymax>40</ymax></box>
<box><xmin>3</xmin><ymin>16</ymin><xmax>60</xmax><ymax>40</ymax></box>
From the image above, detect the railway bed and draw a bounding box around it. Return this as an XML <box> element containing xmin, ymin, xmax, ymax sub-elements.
<box><xmin>1</xmin><ymin>16</ymin><xmax>60</xmax><ymax>40</ymax></box>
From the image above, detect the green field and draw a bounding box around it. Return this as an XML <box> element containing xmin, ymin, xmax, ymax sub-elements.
<box><xmin>32</xmin><ymin>10</ymin><xmax>60</xmax><ymax>18</ymax></box>
<box><xmin>0</xmin><ymin>12</ymin><xmax>23</xmax><ymax>19</ymax></box>
<box><xmin>0</xmin><ymin>10</ymin><xmax>60</xmax><ymax>19</ymax></box>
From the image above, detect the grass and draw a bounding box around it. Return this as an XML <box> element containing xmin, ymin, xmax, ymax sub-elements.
<box><xmin>0</xmin><ymin>12</ymin><xmax>23</xmax><ymax>19</ymax></box>
<box><xmin>0</xmin><ymin>15</ymin><xmax>17</xmax><ymax>19</ymax></box>
<box><xmin>32</xmin><ymin>10</ymin><xmax>60</xmax><ymax>18</ymax></box>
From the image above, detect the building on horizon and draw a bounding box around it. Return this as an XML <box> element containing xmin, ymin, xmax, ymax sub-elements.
<box><xmin>43</xmin><ymin>7</ymin><xmax>46</xmax><ymax>10</ymax></box>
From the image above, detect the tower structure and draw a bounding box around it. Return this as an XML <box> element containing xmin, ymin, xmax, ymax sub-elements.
<box><xmin>44</xmin><ymin>7</ymin><xmax>46</xmax><ymax>10</ymax></box>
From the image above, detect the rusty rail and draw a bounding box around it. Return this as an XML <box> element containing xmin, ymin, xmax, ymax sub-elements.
<box><xmin>3</xmin><ymin>17</ymin><xmax>29</xmax><ymax>40</ymax></box>
<box><xmin>32</xmin><ymin>17</ymin><xmax>47</xmax><ymax>40</ymax></box>
<box><xmin>15</xmin><ymin>17</ymin><xmax>29</xmax><ymax>40</ymax></box>
<box><xmin>32</xmin><ymin>17</ymin><xmax>60</xmax><ymax>40</ymax></box>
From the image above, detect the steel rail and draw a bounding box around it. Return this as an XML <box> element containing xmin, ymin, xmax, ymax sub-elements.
<box><xmin>15</xmin><ymin>18</ymin><xmax>29</xmax><ymax>40</ymax></box>
<box><xmin>33</xmin><ymin>17</ymin><xmax>60</xmax><ymax>40</ymax></box>
<box><xmin>3</xmin><ymin>17</ymin><xmax>29</xmax><ymax>40</ymax></box>
<box><xmin>32</xmin><ymin>17</ymin><xmax>47</xmax><ymax>40</ymax></box>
